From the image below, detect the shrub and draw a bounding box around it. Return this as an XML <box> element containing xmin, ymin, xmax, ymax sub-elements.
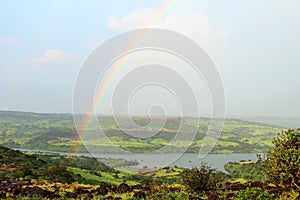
<box><xmin>264</xmin><ymin>129</ymin><xmax>300</xmax><ymax>190</ymax></box>
<box><xmin>180</xmin><ymin>162</ymin><xmax>223</xmax><ymax>194</ymax></box>
<box><xmin>236</xmin><ymin>187</ymin><xmax>272</xmax><ymax>200</ymax></box>
<box><xmin>47</xmin><ymin>165</ymin><xmax>75</xmax><ymax>183</ymax></box>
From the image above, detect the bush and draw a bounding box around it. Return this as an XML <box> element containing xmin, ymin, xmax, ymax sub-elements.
<box><xmin>47</xmin><ymin>165</ymin><xmax>75</xmax><ymax>183</ymax></box>
<box><xmin>265</xmin><ymin>129</ymin><xmax>300</xmax><ymax>190</ymax></box>
<box><xmin>236</xmin><ymin>187</ymin><xmax>272</xmax><ymax>200</ymax></box>
<box><xmin>180</xmin><ymin>162</ymin><xmax>223</xmax><ymax>194</ymax></box>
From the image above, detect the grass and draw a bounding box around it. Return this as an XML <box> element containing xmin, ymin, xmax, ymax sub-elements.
<box><xmin>216</xmin><ymin>140</ymin><xmax>240</xmax><ymax>147</ymax></box>
<box><xmin>115</xmin><ymin>167</ymin><xmax>139</xmax><ymax>174</ymax></box>
<box><xmin>224</xmin><ymin>160</ymin><xmax>268</xmax><ymax>182</ymax></box>
<box><xmin>155</xmin><ymin>168</ymin><xmax>182</xmax><ymax>177</ymax></box>
<box><xmin>231</xmin><ymin>178</ymin><xmax>248</xmax><ymax>183</ymax></box>
<box><xmin>69</xmin><ymin>167</ymin><xmax>139</xmax><ymax>185</ymax></box>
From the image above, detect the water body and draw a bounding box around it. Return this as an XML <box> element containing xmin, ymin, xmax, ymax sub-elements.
<box><xmin>14</xmin><ymin>148</ymin><xmax>261</xmax><ymax>172</ymax></box>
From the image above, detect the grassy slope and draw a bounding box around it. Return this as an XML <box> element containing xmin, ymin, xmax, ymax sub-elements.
<box><xmin>0</xmin><ymin>145</ymin><xmax>142</xmax><ymax>186</ymax></box>
<box><xmin>0</xmin><ymin>145</ymin><xmax>76</xmax><ymax>183</ymax></box>
<box><xmin>0</xmin><ymin>110</ymin><xmax>285</xmax><ymax>153</ymax></box>
<box><xmin>69</xmin><ymin>167</ymin><xmax>139</xmax><ymax>185</ymax></box>
<box><xmin>224</xmin><ymin>160</ymin><xmax>268</xmax><ymax>182</ymax></box>
<box><xmin>0</xmin><ymin>145</ymin><xmax>48</xmax><ymax>175</ymax></box>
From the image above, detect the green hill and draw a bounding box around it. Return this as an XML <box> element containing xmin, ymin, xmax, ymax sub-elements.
<box><xmin>0</xmin><ymin>145</ymin><xmax>77</xmax><ymax>183</ymax></box>
<box><xmin>0</xmin><ymin>145</ymin><xmax>144</xmax><ymax>186</ymax></box>
<box><xmin>0</xmin><ymin>110</ymin><xmax>285</xmax><ymax>153</ymax></box>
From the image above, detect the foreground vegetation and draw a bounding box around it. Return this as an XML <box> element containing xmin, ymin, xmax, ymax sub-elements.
<box><xmin>0</xmin><ymin>129</ymin><xmax>299</xmax><ymax>199</ymax></box>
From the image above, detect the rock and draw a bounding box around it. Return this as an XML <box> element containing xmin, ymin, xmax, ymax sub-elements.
<box><xmin>225</xmin><ymin>192</ymin><xmax>235</xmax><ymax>199</ymax></box>
<box><xmin>131</xmin><ymin>184</ymin><xmax>143</xmax><ymax>190</ymax></box>
<box><xmin>208</xmin><ymin>194</ymin><xmax>219</xmax><ymax>200</ymax></box>
<box><xmin>96</xmin><ymin>185</ymin><xmax>108</xmax><ymax>195</ymax></box>
<box><xmin>0</xmin><ymin>191</ymin><xmax>6</xmax><ymax>198</ymax></box>
<box><xmin>65</xmin><ymin>192</ymin><xmax>78</xmax><ymax>198</ymax></box>
<box><xmin>24</xmin><ymin>186</ymin><xmax>52</xmax><ymax>197</ymax></box>
<box><xmin>133</xmin><ymin>191</ymin><xmax>146</xmax><ymax>199</ymax></box>
<box><xmin>117</xmin><ymin>183</ymin><xmax>130</xmax><ymax>193</ymax></box>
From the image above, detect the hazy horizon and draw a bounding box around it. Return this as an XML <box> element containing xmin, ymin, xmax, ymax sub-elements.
<box><xmin>2</xmin><ymin>109</ymin><xmax>300</xmax><ymax>120</ymax></box>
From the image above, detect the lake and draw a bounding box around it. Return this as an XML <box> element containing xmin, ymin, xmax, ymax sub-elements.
<box><xmin>14</xmin><ymin>148</ymin><xmax>261</xmax><ymax>172</ymax></box>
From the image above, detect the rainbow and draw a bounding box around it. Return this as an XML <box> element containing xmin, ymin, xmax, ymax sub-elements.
<box><xmin>71</xmin><ymin>0</ymin><xmax>180</xmax><ymax>155</ymax></box>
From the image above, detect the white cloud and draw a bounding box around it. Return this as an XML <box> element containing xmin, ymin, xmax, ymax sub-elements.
<box><xmin>108</xmin><ymin>8</ymin><xmax>155</xmax><ymax>31</ymax></box>
<box><xmin>107</xmin><ymin>8</ymin><xmax>229</xmax><ymax>48</ymax></box>
<box><xmin>29</xmin><ymin>49</ymin><xmax>79</xmax><ymax>66</ymax></box>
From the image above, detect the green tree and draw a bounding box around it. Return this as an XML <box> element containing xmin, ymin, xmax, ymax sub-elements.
<box><xmin>47</xmin><ymin>165</ymin><xmax>75</xmax><ymax>183</ymax></box>
<box><xmin>265</xmin><ymin>129</ymin><xmax>300</xmax><ymax>190</ymax></box>
<box><xmin>180</xmin><ymin>162</ymin><xmax>224</xmax><ymax>194</ymax></box>
<box><xmin>20</xmin><ymin>166</ymin><xmax>33</xmax><ymax>177</ymax></box>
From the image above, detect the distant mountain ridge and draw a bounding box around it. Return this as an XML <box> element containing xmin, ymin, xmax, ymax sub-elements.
<box><xmin>240</xmin><ymin>116</ymin><xmax>300</xmax><ymax>129</ymax></box>
<box><xmin>1</xmin><ymin>110</ymin><xmax>297</xmax><ymax>128</ymax></box>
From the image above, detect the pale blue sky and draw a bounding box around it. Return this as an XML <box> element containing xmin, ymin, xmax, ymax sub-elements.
<box><xmin>0</xmin><ymin>0</ymin><xmax>299</xmax><ymax>117</ymax></box>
